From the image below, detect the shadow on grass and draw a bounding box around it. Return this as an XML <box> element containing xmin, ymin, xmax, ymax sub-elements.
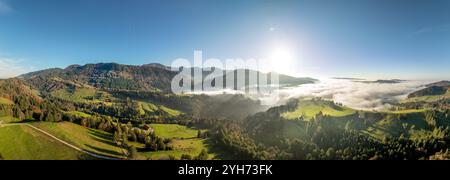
<box><xmin>78</xmin><ymin>153</ymin><xmax>102</xmax><ymax>160</ymax></box>
<box><xmin>86</xmin><ymin>129</ymin><xmax>121</xmax><ymax>147</ymax></box>
<box><xmin>90</xmin><ymin>136</ymin><xmax>118</xmax><ymax>147</ymax></box>
<box><xmin>85</xmin><ymin>129</ymin><xmax>125</xmax><ymax>155</ymax></box>
<box><xmin>84</xmin><ymin>144</ymin><xmax>124</xmax><ymax>157</ymax></box>
<box><xmin>87</xmin><ymin>129</ymin><xmax>113</xmax><ymax>140</ymax></box>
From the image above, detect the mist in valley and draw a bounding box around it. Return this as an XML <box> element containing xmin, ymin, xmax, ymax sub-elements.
<box><xmin>194</xmin><ymin>78</ymin><xmax>434</xmax><ymax>111</ymax></box>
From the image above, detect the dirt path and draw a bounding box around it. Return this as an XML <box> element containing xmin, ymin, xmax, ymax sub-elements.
<box><xmin>1</xmin><ymin>123</ymin><xmax>122</xmax><ymax>160</ymax></box>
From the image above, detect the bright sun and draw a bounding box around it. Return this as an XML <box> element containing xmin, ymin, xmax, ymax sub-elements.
<box><xmin>268</xmin><ymin>46</ymin><xmax>294</xmax><ymax>74</ymax></box>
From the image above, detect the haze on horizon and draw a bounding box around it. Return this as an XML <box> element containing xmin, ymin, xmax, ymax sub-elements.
<box><xmin>0</xmin><ymin>0</ymin><xmax>449</xmax><ymax>80</ymax></box>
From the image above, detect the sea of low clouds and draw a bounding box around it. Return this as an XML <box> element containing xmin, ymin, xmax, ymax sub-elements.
<box><xmin>192</xmin><ymin>78</ymin><xmax>433</xmax><ymax>110</ymax></box>
<box><xmin>274</xmin><ymin>79</ymin><xmax>432</xmax><ymax>110</ymax></box>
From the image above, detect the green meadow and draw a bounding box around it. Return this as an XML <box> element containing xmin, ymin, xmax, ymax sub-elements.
<box><xmin>282</xmin><ymin>99</ymin><xmax>356</xmax><ymax>120</ymax></box>
<box><xmin>31</xmin><ymin>122</ymin><xmax>126</xmax><ymax>159</ymax></box>
<box><xmin>0</xmin><ymin>125</ymin><xmax>81</xmax><ymax>160</ymax></box>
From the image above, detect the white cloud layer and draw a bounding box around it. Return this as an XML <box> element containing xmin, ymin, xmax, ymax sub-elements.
<box><xmin>194</xmin><ymin>78</ymin><xmax>433</xmax><ymax>110</ymax></box>
<box><xmin>274</xmin><ymin>79</ymin><xmax>433</xmax><ymax>110</ymax></box>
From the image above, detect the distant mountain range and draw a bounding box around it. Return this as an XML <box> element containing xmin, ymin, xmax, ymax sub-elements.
<box><xmin>358</xmin><ymin>79</ymin><xmax>406</xmax><ymax>84</ymax></box>
<box><xmin>20</xmin><ymin>63</ymin><xmax>317</xmax><ymax>93</ymax></box>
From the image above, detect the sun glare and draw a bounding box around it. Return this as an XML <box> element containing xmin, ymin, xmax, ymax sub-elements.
<box><xmin>268</xmin><ymin>46</ymin><xmax>295</xmax><ymax>74</ymax></box>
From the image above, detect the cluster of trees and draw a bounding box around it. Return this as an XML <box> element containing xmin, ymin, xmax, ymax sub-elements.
<box><xmin>179</xmin><ymin>149</ymin><xmax>209</xmax><ymax>160</ymax></box>
<box><xmin>213</xmin><ymin>122</ymin><xmax>275</xmax><ymax>160</ymax></box>
<box><xmin>144</xmin><ymin>133</ymin><xmax>172</xmax><ymax>151</ymax></box>
<box><xmin>111</xmin><ymin>122</ymin><xmax>173</xmax><ymax>152</ymax></box>
<box><xmin>425</xmin><ymin>110</ymin><xmax>450</xmax><ymax>129</ymax></box>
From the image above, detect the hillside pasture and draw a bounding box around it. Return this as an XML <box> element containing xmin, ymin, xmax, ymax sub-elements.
<box><xmin>0</xmin><ymin>125</ymin><xmax>81</xmax><ymax>160</ymax></box>
<box><xmin>31</xmin><ymin>122</ymin><xmax>126</xmax><ymax>159</ymax></box>
<box><xmin>282</xmin><ymin>99</ymin><xmax>356</xmax><ymax>120</ymax></box>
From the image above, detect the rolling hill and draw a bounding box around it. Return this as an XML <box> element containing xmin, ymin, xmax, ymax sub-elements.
<box><xmin>408</xmin><ymin>81</ymin><xmax>450</xmax><ymax>98</ymax></box>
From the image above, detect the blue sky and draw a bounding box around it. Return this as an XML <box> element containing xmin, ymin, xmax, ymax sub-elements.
<box><xmin>0</xmin><ymin>0</ymin><xmax>449</xmax><ymax>79</ymax></box>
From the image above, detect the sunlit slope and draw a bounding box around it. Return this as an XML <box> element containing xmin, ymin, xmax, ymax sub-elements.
<box><xmin>51</xmin><ymin>87</ymin><xmax>114</xmax><ymax>104</ymax></box>
<box><xmin>282</xmin><ymin>99</ymin><xmax>356</xmax><ymax>120</ymax></box>
<box><xmin>403</xmin><ymin>81</ymin><xmax>450</xmax><ymax>103</ymax></box>
<box><xmin>0</xmin><ymin>125</ymin><xmax>81</xmax><ymax>160</ymax></box>
<box><xmin>31</xmin><ymin>122</ymin><xmax>126</xmax><ymax>159</ymax></box>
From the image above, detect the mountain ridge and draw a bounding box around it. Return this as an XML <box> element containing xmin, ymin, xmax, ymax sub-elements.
<box><xmin>408</xmin><ymin>80</ymin><xmax>450</xmax><ymax>98</ymax></box>
<box><xmin>20</xmin><ymin>62</ymin><xmax>318</xmax><ymax>93</ymax></box>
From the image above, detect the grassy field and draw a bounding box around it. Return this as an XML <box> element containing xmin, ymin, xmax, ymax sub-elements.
<box><xmin>150</xmin><ymin>124</ymin><xmax>199</xmax><ymax>139</ymax></box>
<box><xmin>0</xmin><ymin>125</ymin><xmax>81</xmax><ymax>160</ymax></box>
<box><xmin>136</xmin><ymin>101</ymin><xmax>182</xmax><ymax>117</ymax></box>
<box><xmin>282</xmin><ymin>99</ymin><xmax>356</xmax><ymax>120</ymax></box>
<box><xmin>31</xmin><ymin>122</ymin><xmax>126</xmax><ymax>159</ymax></box>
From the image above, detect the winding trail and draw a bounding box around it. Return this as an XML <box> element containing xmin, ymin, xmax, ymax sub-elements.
<box><xmin>0</xmin><ymin>123</ymin><xmax>121</xmax><ymax>160</ymax></box>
